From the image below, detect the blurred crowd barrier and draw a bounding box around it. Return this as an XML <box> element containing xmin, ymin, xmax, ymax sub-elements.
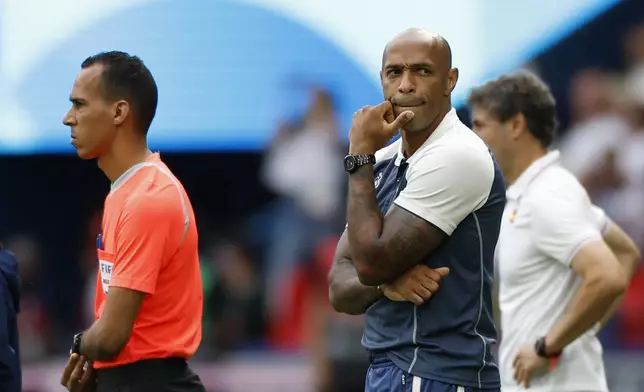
<box><xmin>18</xmin><ymin>353</ymin><xmax>644</xmax><ymax>392</ymax></box>
<box><xmin>22</xmin><ymin>355</ymin><xmax>313</xmax><ymax>392</ymax></box>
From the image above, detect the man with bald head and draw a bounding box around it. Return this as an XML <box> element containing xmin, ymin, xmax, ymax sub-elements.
<box><xmin>328</xmin><ymin>29</ymin><xmax>504</xmax><ymax>392</ymax></box>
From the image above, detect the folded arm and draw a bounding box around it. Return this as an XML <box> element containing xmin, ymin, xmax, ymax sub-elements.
<box><xmin>328</xmin><ymin>231</ymin><xmax>383</xmax><ymax>315</ymax></box>
<box><xmin>347</xmin><ymin>164</ymin><xmax>445</xmax><ymax>286</ymax></box>
<box><xmin>347</xmin><ymin>145</ymin><xmax>493</xmax><ymax>286</ymax></box>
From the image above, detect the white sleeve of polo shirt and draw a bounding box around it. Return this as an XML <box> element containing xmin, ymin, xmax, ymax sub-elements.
<box><xmin>590</xmin><ymin>204</ymin><xmax>610</xmax><ymax>235</ymax></box>
<box><xmin>531</xmin><ymin>192</ymin><xmax>603</xmax><ymax>267</ymax></box>
<box><xmin>393</xmin><ymin>145</ymin><xmax>494</xmax><ymax>236</ymax></box>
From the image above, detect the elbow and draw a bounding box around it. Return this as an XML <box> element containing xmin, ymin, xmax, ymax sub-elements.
<box><xmin>630</xmin><ymin>242</ymin><xmax>642</xmax><ymax>261</ymax></box>
<box><xmin>327</xmin><ymin>276</ymin><xmax>347</xmax><ymax>313</ymax></box>
<box><xmin>328</xmin><ymin>284</ymin><xmax>342</xmax><ymax>312</ymax></box>
<box><xmin>328</xmin><ymin>292</ymin><xmax>348</xmax><ymax>314</ymax></box>
<box><xmin>327</xmin><ymin>278</ymin><xmax>367</xmax><ymax>316</ymax></box>
<box><xmin>608</xmin><ymin>275</ymin><xmax>628</xmax><ymax>298</ymax></box>
<box><xmin>594</xmin><ymin>269</ymin><xmax>628</xmax><ymax>299</ymax></box>
<box><xmin>327</xmin><ymin>273</ymin><xmax>341</xmax><ymax>312</ymax></box>
<box><xmin>329</xmin><ymin>294</ymin><xmax>365</xmax><ymax>316</ymax></box>
<box><xmin>626</xmin><ymin>246</ymin><xmax>642</xmax><ymax>273</ymax></box>
<box><xmin>328</xmin><ymin>285</ymin><xmax>352</xmax><ymax>315</ymax></box>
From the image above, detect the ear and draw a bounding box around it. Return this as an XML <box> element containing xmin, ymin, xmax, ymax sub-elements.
<box><xmin>113</xmin><ymin>101</ymin><xmax>130</xmax><ymax>126</ymax></box>
<box><xmin>507</xmin><ymin>112</ymin><xmax>528</xmax><ymax>141</ymax></box>
<box><xmin>445</xmin><ymin>68</ymin><xmax>459</xmax><ymax>96</ymax></box>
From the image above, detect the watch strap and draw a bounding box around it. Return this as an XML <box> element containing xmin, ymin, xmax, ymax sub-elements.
<box><xmin>353</xmin><ymin>154</ymin><xmax>376</xmax><ymax>167</ymax></box>
<box><xmin>344</xmin><ymin>154</ymin><xmax>376</xmax><ymax>174</ymax></box>
<box><xmin>535</xmin><ymin>336</ymin><xmax>562</xmax><ymax>359</ymax></box>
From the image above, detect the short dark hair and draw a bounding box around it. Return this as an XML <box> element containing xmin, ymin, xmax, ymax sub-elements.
<box><xmin>81</xmin><ymin>51</ymin><xmax>158</xmax><ymax>134</ymax></box>
<box><xmin>467</xmin><ymin>71</ymin><xmax>557</xmax><ymax>147</ymax></box>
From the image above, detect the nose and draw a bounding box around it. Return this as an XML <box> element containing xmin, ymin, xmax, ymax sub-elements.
<box><xmin>398</xmin><ymin>70</ymin><xmax>416</xmax><ymax>94</ymax></box>
<box><xmin>62</xmin><ymin>110</ymin><xmax>76</xmax><ymax>126</ymax></box>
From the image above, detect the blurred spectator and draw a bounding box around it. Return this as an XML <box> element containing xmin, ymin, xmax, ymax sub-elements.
<box><xmin>206</xmin><ymin>238</ymin><xmax>264</xmax><ymax>357</ymax></box>
<box><xmin>604</xmin><ymin>75</ymin><xmax>644</xmax><ymax>248</ymax></box>
<box><xmin>263</xmin><ymin>234</ymin><xmax>369</xmax><ymax>390</ymax></box>
<box><xmin>623</xmin><ymin>24</ymin><xmax>644</xmax><ymax>73</ymax></box>
<box><xmin>4</xmin><ymin>235</ymin><xmax>49</xmax><ymax>363</ymax></box>
<box><xmin>307</xmin><ymin>237</ymin><xmax>369</xmax><ymax>392</ymax></box>
<box><xmin>261</xmin><ymin>87</ymin><xmax>345</xmax><ymax>316</ymax></box>
<box><xmin>561</xmin><ymin>25</ymin><xmax>644</xmax><ymax>250</ymax></box>
<box><xmin>558</xmin><ymin>69</ymin><xmax>631</xmax><ymax>192</ymax></box>
<box><xmin>555</xmin><ymin>24</ymin><xmax>644</xmax><ymax>354</ymax></box>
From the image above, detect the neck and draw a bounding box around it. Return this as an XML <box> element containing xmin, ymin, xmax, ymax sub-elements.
<box><xmin>401</xmin><ymin>104</ymin><xmax>451</xmax><ymax>158</ymax></box>
<box><xmin>98</xmin><ymin>134</ymin><xmax>152</xmax><ymax>183</ymax></box>
<box><xmin>505</xmin><ymin>143</ymin><xmax>548</xmax><ymax>186</ymax></box>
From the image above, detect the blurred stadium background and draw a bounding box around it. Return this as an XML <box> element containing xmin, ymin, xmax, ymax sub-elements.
<box><xmin>2</xmin><ymin>0</ymin><xmax>644</xmax><ymax>391</ymax></box>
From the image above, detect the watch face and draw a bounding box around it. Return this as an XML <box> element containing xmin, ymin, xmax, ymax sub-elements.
<box><xmin>344</xmin><ymin>155</ymin><xmax>357</xmax><ymax>172</ymax></box>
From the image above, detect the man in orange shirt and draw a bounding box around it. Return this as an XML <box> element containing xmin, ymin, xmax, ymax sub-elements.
<box><xmin>59</xmin><ymin>51</ymin><xmax>205</xmax><ymax>392</ymax></box>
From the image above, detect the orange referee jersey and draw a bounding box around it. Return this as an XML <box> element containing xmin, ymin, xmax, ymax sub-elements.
<box><xmin>94</xmin><ymin>153</ymin><xmax>202</xmax><ymax>369</ymax></box>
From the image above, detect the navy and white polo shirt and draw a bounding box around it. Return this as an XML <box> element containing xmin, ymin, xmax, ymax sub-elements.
<box><xmin>362</xmin><ymin>108</ymin><xmax>506</xmax><ymax>389</ymax></box>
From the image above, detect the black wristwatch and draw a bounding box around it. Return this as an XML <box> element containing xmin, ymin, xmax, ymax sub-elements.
<box><xmin>344</xmin><ymin>154</ymin><xmax>376</xmax><ymax>174</ymax></box>
<box><xmin>534</xmin><ymin>336</ymin><xmax>561</xmax><ymax>359</ymax></box>
<box><xmin>71</xmin><ymin>332</ymin><xmax>83</xmax><ymax>355</ymax></box>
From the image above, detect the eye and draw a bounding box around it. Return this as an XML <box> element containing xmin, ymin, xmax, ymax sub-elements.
<box><xmin>386</xmin><ymin>68</ymin><xmax>401</xmax><ymax>77</ymax></box>
<box><xmin>417</xmin><ymin>67</ymin><xmax>432</xmax><ymax>76</ymax></box>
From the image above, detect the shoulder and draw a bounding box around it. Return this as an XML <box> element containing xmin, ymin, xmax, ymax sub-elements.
<box><xmin>135</xmin><ymin>162</ymin><xmax>181</xmax><ymax>189</ymax></box>
<box><xmin>121</xmin><ymin>192</ymin><xmax>182</xmax><ymax>228</ymax></box>
<box><xmin>413</xmin><ymin>126</ymin><xmax>494</xmax><ymax>182</ymax></box>
<box><xmin>526</xmin><ymin>166</ymin><xmax>593</xmax><ymax>224</ymax></box>
<box><xmin>530</xmin><ymin>165</ymin><xmax>590</xmax><ymax>205</ymax></box>
<box><xmin>121</xmin><ymin>168</ymin><xmax>185</xmax><ymax>223</ymax></box>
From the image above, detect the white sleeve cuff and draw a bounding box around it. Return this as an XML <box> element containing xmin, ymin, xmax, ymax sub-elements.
<box><xmin>394</xmin><ymin>197</ymin><xmax>455</xmax><ymax>235</ymax></box>
<box><xmin>562</xmin><ymin>235</ymin><xmax>603</xmax><ymax>267</ymax></box>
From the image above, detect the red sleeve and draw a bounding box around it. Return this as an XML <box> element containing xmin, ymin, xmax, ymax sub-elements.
<box><xmin>110</xmin><ymin>193</ymin><xmax>180</xmax><ymax>294</ymax></box>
